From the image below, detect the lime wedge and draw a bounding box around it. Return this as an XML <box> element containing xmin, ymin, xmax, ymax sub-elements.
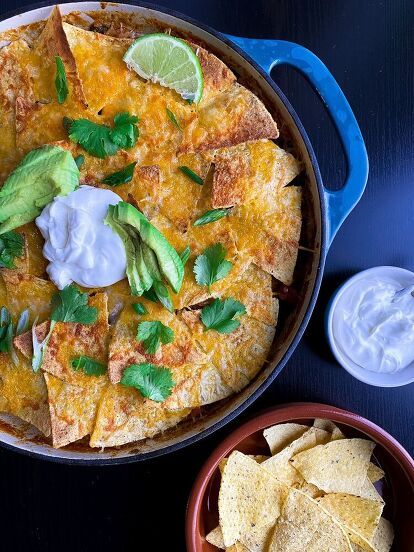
<box><xmin>123</xmin><ymin>34</ymin><xmax>204</xmax><ymax>103</ymax></box>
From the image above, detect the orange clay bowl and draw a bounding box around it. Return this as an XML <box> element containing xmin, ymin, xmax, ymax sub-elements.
<box><xmin>186</xmin><ymin>402</ymin><xmax>414</xmax><ymax>551</ymax></box>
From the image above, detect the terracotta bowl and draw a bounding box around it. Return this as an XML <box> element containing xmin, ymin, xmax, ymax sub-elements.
<box><xmin>186</xmin><ymin>403</ymin><xmax>414</xmax><ymax>551</ymax></box>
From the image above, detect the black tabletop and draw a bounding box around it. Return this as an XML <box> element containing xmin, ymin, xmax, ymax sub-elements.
<box><xmin>0</xmin><ymin>1</ymin><xmax>412</xmax><ymax>550</ymax></box>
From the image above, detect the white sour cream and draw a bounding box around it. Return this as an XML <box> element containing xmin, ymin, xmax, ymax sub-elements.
<box><xmin>36</xmin><ymin>185</ymin><xmax>126</xmax><ymax>289</ymax></box>
<box><xmin>332</xmin><ymin>276</ymin><xmax>414</xmax><ymax>374</ymax></box>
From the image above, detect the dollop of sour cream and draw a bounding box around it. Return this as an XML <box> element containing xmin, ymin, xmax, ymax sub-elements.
<box><xmin>36</xmin><ymin>185</ymin><xmax>127</xmax><ymax>289</ymax></box>
<box><xmin>332</xmin><ymin>276</ymin><xmax>414</xmax><ymax>374</ymax></box>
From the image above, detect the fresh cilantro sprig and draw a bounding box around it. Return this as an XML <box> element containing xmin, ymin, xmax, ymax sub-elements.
<box><xmin>68</xmin><ymin>112</ymin><xmax>139</xmax><ymax>159</ymax></box>
<box><xmin>179</xmin><ymin>166</ymin><xmax>203</xmax><ymax>185</ymax></box>
<box><xmin>0</xmin><ymin>231</ymin><xmax>24</xmax><ymax>269</ymax></box>
<box><xmin>132</xmin><ymin>303</ymin><xmax>148</xmax><ymax>315</ymax></box>
<box><xmin>193</xmin><ymin>208</ymin><xmax>231</xmax><ymax>227</ymax></box>
<box><xmin>71</xmin><ymin>356</ymin><xmax>106</xmax><ymax>376</ymax></box>
<box><xmin>136</xmin><ymin>320</ymin><xmax>174</xmax><ymax>354</ymax></box>
<box><xmin>166</xmin><ymin>108</ymin><xmax>182</xmax><ymax>131</ymax></box>
<box><xmin>51</xmin><ymin>285</ymin><xmax>98</xmax><ymax>324</ymax></box>
<box><xmin>103</xmin><ymin>162</ymin><xmax>137</xmax><ymax>186</ymax></box>
<box><xmin>121</xmin><ymin>362</ymin><xmax>174</xmax><ymax>402</ymax></box>
<box><xmin>55</xmin><ymin>56</ymin><xmax>69</xmax><ymax>104</ymax></box>
<box><xmin>201</xmin><ymin>298</ymin><xmax>246</xmax><ymax>334</ymax></box>
<box><xmin>194</xmin><ymin>244</ymin><xmax>232</xmax><ymax>290</ymax></box>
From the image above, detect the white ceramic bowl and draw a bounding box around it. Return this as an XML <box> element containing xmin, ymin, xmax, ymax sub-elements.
<box><xmin>326</xmin><ymin>266</ymin><xmax>414</xmax><ymax>387</ymax></box>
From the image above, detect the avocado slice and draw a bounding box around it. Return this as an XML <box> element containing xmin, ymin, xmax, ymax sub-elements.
<box><xmin>105</xmin><ymin>205</ymin><xmax>144</xmax><ymax>296</ymax></box>
<box><xmin>135</xmin><ymin>240</ymin><xmax>153</xmax><ymax>292</ymax></box>
<box><xmin>114</xmin><ymin>202</ymin><xmax>184</xmax><ymax>293</ymax></box>
<box><xmin>141</xmin><ymin>242</ymin><xmax>162</xmax><ymax>281</ymax></box>
<box><xmin>0</xmin><ymin>145</ymin><xmax>80</xmax><ymax>234</ymax></box>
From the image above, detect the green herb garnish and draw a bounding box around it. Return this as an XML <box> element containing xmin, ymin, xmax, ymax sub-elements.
<box><xmin>0</xmin><ymin>231</ymin><xmax>24</xmax><ymax>269</ymax></box>
<box><xmin>136</xmin><ymin>320</ymin><xmax>174</xmax><ymax>354</ymax></box>
<box><xmin>102</xmin><ymin>162</ymin><xmax>137</xmax><ymax>186</ymax></box>
<box><xmin>51</xmin><ymin>285</ymin><xmax>98</xmax><ymax>324</ymax></box>
<box><xmin>74</xmin><ymin>155</ymin><xmax>85</xmax><ymax>169</ymax></box>
<box><xmin>132</xmin><ymin>303</ymin><xmax>148</xmax><ymax>315</ymax></box>
<box><xmin>180</xmin><ymin>245</ymin><xmax>191</xmax><ymax>266</ymax></box>
<box><xmin>0</xmin><ymin>307</ymin><xmax>14</xmax><ymax>355</ymax></box>
<box><xmin>166</xmin><ymin>108</ymin><xmax>182</xmax><ymax>131</ymax></box>
<box><xmin>71</xmin><ymin>355</ymin><xmax>106</xmax><ymax>376</ymax></box>
<box><xmin>68</xmin><ymin>112</ymin><xmax>139</xmax><ymax>158</ymax></box>
<box><xmin>200</xmin><ymin>298</ymin><xmax>246</xmax><ymax>334</ymax></box>
<box><xmin>179</xmin><ymin>166</ymin><xmax>203</xmax><ymax>185</ymax></box>
<box><xmin>55</xmin><ymin>56</ymin><xmax>69</xmax><ymax>104</ymax></box>
<box><xmin>194</xmin><ymin>244</ymin><xmax>232</xmax><ymax>290</ymax></box>
<box><xmin>193</xmin><ymin>208</ymin><xmax>231</xmax><ymax>227</ymax></box>
<box><xmin>121</xmin><ymin>362</ymin><xmax>174</xmax><ymax>402</ymax></box>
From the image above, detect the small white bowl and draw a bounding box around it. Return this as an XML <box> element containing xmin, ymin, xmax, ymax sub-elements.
<box><xmin>325</xmin><ymin>266</ymin><xmax>414</xmax><ymax>387</ymax></box>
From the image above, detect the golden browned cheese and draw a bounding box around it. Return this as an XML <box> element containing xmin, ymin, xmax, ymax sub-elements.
<box><xmin>0</xmin><ymin>7</ymin><xmax>303</xmax><ymax>449</ymax></box>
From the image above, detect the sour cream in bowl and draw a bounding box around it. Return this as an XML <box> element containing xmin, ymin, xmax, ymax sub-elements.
<box><xmin>326</xmin><ymin>266</ymin><xmax>414</xmax><ymax>387</ymax></box>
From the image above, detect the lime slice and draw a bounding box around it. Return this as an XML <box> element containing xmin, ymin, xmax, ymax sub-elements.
<box><xmin>123</xmin><ymin>34</ymin><xmax>204</xmax><ymax>103</ymax></box>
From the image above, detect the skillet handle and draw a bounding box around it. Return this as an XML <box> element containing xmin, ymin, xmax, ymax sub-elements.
<box><xmin>226</xmin><ymin>36</ymin><xmax>369</xmax><ymax>247</ymax></box>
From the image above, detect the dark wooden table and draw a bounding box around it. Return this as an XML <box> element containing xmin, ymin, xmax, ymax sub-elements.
<box><xmin>0</xmin><ymin>1</ymin><xmax>412</xmax><ymax>550</ymax></box>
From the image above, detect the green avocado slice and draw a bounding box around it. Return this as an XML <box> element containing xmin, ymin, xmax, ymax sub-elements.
<box><xmin>112</xmin><ymin>202</ymin><xmax>184</xmax><ymax>293</ymax></box>
<box><xmin>0</xmin><ymin>145</ymin><xmax>80</xmax><ymax>234</ymax></box>
<box><xmin>105</xmin><ymin>205</ymin><xmax>144</xmax><ymax>296</ymax></box>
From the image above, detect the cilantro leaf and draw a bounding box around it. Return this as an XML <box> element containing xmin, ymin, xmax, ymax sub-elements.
<box><xmin>102</xmin><ymin>162</ymin><xmax>137</xmax><ymax>186</ymax></box>
<box><xmin>68</xmin><ymin>112</ymin><xmax>139</xmax><ymax>158</ymax></box>
<box><xmin>0</xmin><ymin>231</ymin><xmax>24</xmax><ymax>269</ymax></box>
<box><xmin>194</xmin><ymin>244</ymin><xmax>232</xmax><ymax>289</ymax></box>
<box><xmin>136</xmin><ymin>320</ymin><xmax>174</xmax><ymax>354</ymax></box>
<box><xmin>180</xmin><ymin>245</ymin><xmax>191</xmax><ymax>266</ymax></box>
<box><xmin>193</xmin><ymin>208</ymin><xmax>231</xmax><ymax>227</ymax></box>
<box><xmin>110</xmin><ymin>113</ymin><xmax>139</xmax><ymax>149</ymax></box>
<box><xmin>166</xmin><ymin>108</ymin><xmax>182</xmax><ymax>131</ymax></box>
<box><xmin>179</xmin><ymin>166</ymin><xmax>203</xmax><ymax>185</ymax></box>
<box><xmin>71</xmin><ymin>355</ymin><xmax>106</xmax><ymax>376</ymax></box>
<box><xmin>132</xmin><ymin>302</ymin><xmax>148</xmax><ymax>315</ymax></box>
<box><xmin>201</xmin><ymin>298</ymin><xmax>246</xmax><ymax>334</ymax></box>
<box><xmin>121</xmin><ymin>362</ymin><xmax>174</xmax><ymax>402</ymax></box>
<box><xmin>51</xmin><ymin>285</ymin><xmax>98</xmax><ymax>324</ymax></box>
<box><xmin>69</xmin><ymin>119</ymin><xmax>118</xmax><ymax>158</ymax></box>
<box><xmin>55</xmin><ymin>56</ymin><xmax>69</xmax><ymax>104</ymax></box>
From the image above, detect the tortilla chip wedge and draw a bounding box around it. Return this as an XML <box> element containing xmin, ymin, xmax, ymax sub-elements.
<box><xmin>0</xmin><ymin>352</ymin><xmax>51</xmax><ymax>437</ymax></box>
<box><xmin>290</xmin><ymin>438</ymin><xmax>375</xmax><ymax>495</ymax></box>
<box><xmin>317</xmin><ymin>494</ymin><xmax>383</xmax><ymax>544</ymax></box>
<box><xmin>263</xmin><ymin>423</ymin><xmax>310</xmax><ymax>455</ymax></box>
<box><xmin>268</xmin><ymin>489</ymin><xmax>352</xmax><ymax>551</ymax></box>
<box><xmin>218</xmin><ymin>451</ymin><xmax>288</xmax><ymax>548</ymax></box>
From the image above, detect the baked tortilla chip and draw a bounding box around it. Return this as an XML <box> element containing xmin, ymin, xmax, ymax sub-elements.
<box><xmin>41</xmin><ymin>292</ymin><xmax>109</xmax><ymax>387</ymax></box>
<box><xmin>262</xmin><ymin>427</ymin><xmax>331</xmax><ymax>486</ymax></box>
<box><xmin>1</xmin><ymin>270</ymin><xmax>55</xmax><ymax>324</ymax></box>
<box><xmin>108</xmin><ymin>297</ymin><xmax>205</xmax><ymax>384</ymax></box>
<box><xmin>371</xmin><ymin>518</ymin><xmax>393</xmax><ymax>552</ymax></box>
<box><xmin>89</xmin><ymin>383</ymin><xmax>190</xmax><ymax>448</ymax></box>
<box><xmin>313</xmin><ymin>418</ymin><xmax>345</xmax><ymax>440</ymax></box>
<box><xmin>181</xmin><ymin>83</ymin><xmax>278</xmax><ymax>153</ymax></box>
<box><xmin>367</xmin><ymin>463</ymin><xmax>384</xmax><ymax>483</ymax></box>
<box><xmin>0</xmin><ymin>352</ymin><xmax>51</xmax><ymax>437</ymax></box>
<box><xmin>317</xmin><ymin>494</ymin><xmax>383</xmax><ymax>545</ymax></box>
<box><xmin>36</xmin><ymin>6</ymin><xmax>87</xmax><ymax>106</ymax></box>
<box><xmin>290</xmin><ymin>438</ymin><xmax>375</xmax><ymax>495</ymax></box>
<box><xmin>263</xmin><ymin>422</ymin><xmax>309</xmax><ymax>455</ymax></box>
<box><xmin>218</xmin><ymin>451</ymin><xmax>287</xmax><ymax>548</ymax></box>
<box><xmin>45</xmin><ymin>372</ymin><xmax>106</xmax><ymax>448</ymax></box>
<box><xmin>180</xmin><ymin>309</ymin><xmax>275</xmax><ymax>393</ymax></box>
<box><xmin>210</xmin><ymin>140</ymin><xmax>301</xmax><ymax>209</ymax></box>
<box><xmin>268</xmin><ymin>489</ymin><xmax>352</xmax><ymax>551</ymax></box>
<box><xmin>0</xmin><ymin>39</ymin><xmax>34</xmax><ymax>180</ymax></box>
<box><xmin>206</xmin><ymin>525</ymin><xmax>225</xmax><ymax>549</ymax></box>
